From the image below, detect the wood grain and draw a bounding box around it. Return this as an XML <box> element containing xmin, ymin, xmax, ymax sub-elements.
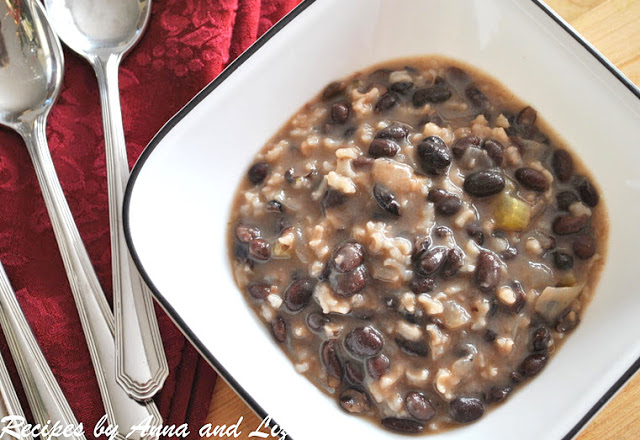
<box><xmin>203</xmin><ymin>1</ymin><xmax>640</xmax><ymax>438</ymax></box>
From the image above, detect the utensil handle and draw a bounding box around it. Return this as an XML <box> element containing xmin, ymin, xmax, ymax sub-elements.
<box><xmin>21</xmin><ymin>116</ymin><xmax>162</xmax><ymax>440</ymax></box>
<box><xmin>0</xmin><ymin>262</ymin><xmax>81</xmax><ymax>440</ymax></box>
<box><xmin>94</xmin><ymin>54</ymin><xmax>168</xmax><ymax>401</ymax></box>
<box><xmin>0</xmin><ymin>350</ymin><xmax>27</xmax><ymax>424</ymax></box>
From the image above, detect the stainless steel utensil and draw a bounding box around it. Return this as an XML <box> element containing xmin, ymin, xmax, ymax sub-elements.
<box><xmin>0</xmin><ymin>262</ymin><xmax>83</xmax><ymax>440</ymax></box>
<box><xmin>0</xmin><ymin>0</ymin><xmax>161</xmax><ymax>437</ymax></box>
<box><xmin>43</xmin><ymin>0</ymin><xmax>168</xmax><ymax>401</ymax></box>
<box><xmin>0</xmin><ymin>351</ymin><xmax>27</xmax><ymax>429</ymax></box>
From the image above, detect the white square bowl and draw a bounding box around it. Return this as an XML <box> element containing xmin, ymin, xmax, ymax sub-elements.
<box><xmin>123</xmin><ymin>1</ymin><xmax>640</xmax><ymax>439</ymax></box>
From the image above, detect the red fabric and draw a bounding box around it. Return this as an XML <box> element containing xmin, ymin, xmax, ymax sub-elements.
<box><xmin>0</xmin><ymin>0</ymin><xmax>301</xmax><ymax>438</ymax></box>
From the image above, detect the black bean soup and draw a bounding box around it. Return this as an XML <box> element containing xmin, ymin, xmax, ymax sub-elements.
<box><xmin>227</xmin><ymin>56</ymin><xmax>608</xmax><ymax>434</ymax></box>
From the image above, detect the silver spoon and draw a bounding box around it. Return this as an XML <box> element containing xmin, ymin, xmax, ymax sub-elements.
<box><xmin>43</xmin><ymin>0</ymin><xmax>168</xmax><ymax>401</ymax></box>
<box><xmin>0</xmin><ymin>261</ymin><xmax>82</xmax><ymax>440</ymax></box>
<box><xmin>0</xmin><ymin>0</ymin><xmax>161</xmax><ymax>437</ymax></box>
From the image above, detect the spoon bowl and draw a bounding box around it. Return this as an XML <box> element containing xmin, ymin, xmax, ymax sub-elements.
<box><xmin>44</xmin><ymin>0</ymin><xmax>150</xmax><ymax>60</ymax></box>
<box><xmin>0</xmin><ymin>0</ymin><xmax>63</xmax><ymax>130</ymax></box>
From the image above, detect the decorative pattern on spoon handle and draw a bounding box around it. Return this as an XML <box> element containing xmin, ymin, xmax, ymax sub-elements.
<box><xmin>94</xmin><ymin>54</ymin><xmax>168</xmax><ymax>401</ymax></box>
<box><xmin>0</xmin><ymin>262</ymin><xmax>82</xmax><ymax>440</ymax></box>
<box><xmin>21</xmin><ymin>115</ymin><xmax>162</xmax><ymax>440</ymax></box>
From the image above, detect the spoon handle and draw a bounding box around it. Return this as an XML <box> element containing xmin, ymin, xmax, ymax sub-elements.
<box><xmin>0</xmin><ymin>262</ymin><xmax>81</xmax><ymax>440</ymax></box>
<box><xmin>94</xmin><ymin>54</ymin><xmax>168</xmax><ymax>401</ymax></box>
<box><xmin>21</xmin><ymin>116</ymin><xmax>162</xmax><ymax>440</ymax></box>
<box><xmin>0</xmin><ymin>350</ymin><xmax>28</xmax><ymax>433</ymax></box>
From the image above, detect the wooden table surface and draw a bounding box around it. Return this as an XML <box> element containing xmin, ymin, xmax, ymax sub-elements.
<box><xmin>203</xmin><ymin>1</ymin><xmax>640</xmax><ymax>438</ymax></box>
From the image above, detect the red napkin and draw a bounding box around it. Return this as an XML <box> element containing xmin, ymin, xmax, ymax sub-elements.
<box><xmin>0</xmin><ymin>0</ymin><xmax>301</xmax><ymax>438</ymax></box>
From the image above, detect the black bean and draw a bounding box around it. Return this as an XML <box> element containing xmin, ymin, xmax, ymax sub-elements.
<box><xmin>390</xmin><ymin>81</ymin><xmax>414</xmax><ymax>94</ymax></box>
<box><xmin>426</xmin><ymin>113</ymin><xmax>444</xmax><ymax>126</ymax></box>
<box><xmin>410</xmin><ymin>276</ymin><xmax>435</xmax><ymax>294</ymax></box>
<box><xmin>412</xmin><ymin>84</ymin><xmax>452</xmax><ymax>106</ymax></box>
<box><xmin>417</xmin><ymin>136</ymin><xmax>452</xmax><ymax>175</ymax></box>
<box><xmin>321</xmin><ymin>339</ymin><xmax>343</xmax><ymax>379</ymax></box>
<box><xmin>322</xmin><ymin>81</ymin><xmax>344</xmax><ymax>100</ymax></box>
<box><xmin>510</xmin><ymin>371</ymin><xmax>524</xmax><ymax>384</ymax></box>
<box><xmin>405</xmin><ymin>392</ymin><xmax>436</xmax><ymax>422</ymax></box>
<box><xmin>483</xmin><ymin>329</ymin><xmax>497</xmax><ymax>342</ymax></box>
<box><xmin>344</xmin><ymin>361</ymin><xmax>364</xmax><ymax>385</ymax></box>
<box><xmin>395</xmin><ymin>338</ymin><xmax>429</xmax><ymax>357</ymax></box>
<box><xmin>375</xmin><ymin>124</ymin><xmax>409</xmax><ymax>140</ymax></box>
<box><xmin>247</xmin><ymin>162</ymin><xmax>269</xmax><ymax>184</ymax></box>
<box><xmin>331</xmin><ymin>102</ymin><xmax>351</xmax><ymax>124</ymax></box>
<box><xmin>452</xmin><ymin>135</ymin><xmax>481</xmax><ymax>159</ymax></box>
<box><xmin>375</xmin><ymin>92</ymin><xmax>398</xmax><ymax>113</ymax></box>
<box><xmin>475</xmin><ymin>251</ymin><xmax>501</xmax><ymax>292</ymax></box>
<box><xmin>486</xmin><ymin>386</ymin><xmax>511</xmax><ymax>404</ymax></box>
<box><xmin>556</xmin><ymin>308</ymin><xmax>580</xmax><ymax>332</ymax></box>
<box><xmin>552</xmin><ymin>215</ymin><xmax>587</xmax><ymax>235</ymax></box>
<box><xmin>463</xmin><ymin>170</ymin><xmax>505</xmax><ymax>197</ymax></box>
<box><xmin>443</xmin><ymin>248</ymin><xmax>464</xmax><ymax>277</ymax></box>
<box><xmin>450</xmin><ymin>397</ymin><xmax>485</xmax><ymax>423</ymax></box>
<box><xmin>466</xmin><ymin>222</ymin><xmax>484</xmax><ymax>245</ymax></box>
<box><xmin>266</xmin><ymin>200</ymin><xmax>284</xmax><ymax>213</ymax></box>
<box><xmin>344</xmin><ymin>326</ymin><xmax>384</xmax><ymax>358</ymax></box>
<box><xmin>249</xmin><ymin>239</ymin><xmax>271</xmax><ymax>262</ymax></box>
<box><xmin>556</xmin><ymin>191</ymin><xmax>579</xmax><ymax>211</ymax></box>
<box><xmin>234</xmin><ymin>242</ymin><xmax>250</xmax><ymax>264</ymax></box>
<box><xmin>402</xmin><ymin>311</ymin><xmax>426</xmax><ymax>326</ymax></box>
<box><xmin>321</xmin><ymin>189</ymin><xmax>347</xmax><ymax>212</ymax></box>
<box><xmin>284</xmin><ymin>168</ymin><xmax>297</xmax><ymax>184</ymax></box>
<box><xmin>573</xmin><ymin>234</ymin><xmax>596</xmax><ymax>260</ymax></box>
<box><xmin>488</xmin><ymin>302</ymin><xmax>499</xmax><ymax>319</ymax></box>
<box><xmin>306</xmin><ymin>312</ymin><xmax>329</xmax><ymax>332</ymax></box>
<box><xmin>381</xmin><ymin>418</ymin><xmax>424</xmax><ymax>434</ymax></box>
<box><xmin>465</xmin><ymin>84</ymin><xmax>489</xmax><ymax>109</ymax></box>
<box><xmin>445</xmin><ymin>66</ymin><xmax>470</xmax><ymax>84</ymax></box>
<box><xmin>247</xmin><ymin>282</ymin><xmax>271</xmax><ymax>300</ymax></box>
<box><xmin>235</xmin><ymin>224</ymin><xmax>261</xmax><ymax>243</ymax></box>
<box><xmin>428</xmin><ymin>189</ymin><xmax>462</xmax><ymax>216</ymax></box>
<box><xmin>419</xmin><ymin>246</ymin><xmax>448</xmax><ymax>276</ymax></box>
<box><xmin>332</xmin><ymin>242</ymin><xmax>365</xmax><ymax>273</ymax></box>
<box><xmin>322</xmin><ymin>122</ymin><xmax>335</xmax><ymax>134</ymax></box>
<box><xmin>352</xmin><ymin>156</ymin><xmax>375</xmax><ymax>170</ymax></box>
<box><xmin>412</xmin><ymin>237</ymin><xmax>432</xmax><ymax>262</ymax></box>
<box><xmin>573</xmin><ymin>176</ymin><xmax>599</xmax><ymax>207</ymax></box>
<box><xmin>487</xmin><ymin>298</ymin><xmax>498</xmax><ymax>317</ymax></box>
<box><xmin>531</xmin><ymin>326</ymin><xmax>553</xmax><ymax>352</ymax></box>
<box><xmin>271</xmin><ymin>316</ymin><xmax>287</xmax><ymax>343</ymax></box>
<box><xmin>343</xmin><ymin>127</ymin><xmax>356</xmax><ymax>138</ymax></box>
<box><xmin>329</xmin><ymin>265</ymin><xmax>367</xmax><ymax>297</ymax></box>
<box><xmin>283</xmin><ymin>278</ymin><xmax>316</xmax><ymax>312</ymax></box>
<box><xmin>339</xmin><ymin>389</ymin><xmax>370</xmax><ymax>414</ymax></box>
<box><xmin>553</xmin><ymin>251</ymin><xmax>574</xmax><ymax>270</ymax></box>
<box><xmin>482</xmin><ymin>139</ymin><xmax>504</xmax><ymax>166</ymax></box>
<box><xmin>517</xmin><ymin>106</ymin><xmax>537</xmax><ymax>130</ymax></box>
<box><xmin>515</xmin><ymin>167</ymin><xmax>549</xmax><ymax>192</ymax></box>
<box><xmin>367</xmin><ymin>354</ymin><xmax>390</xmax><ymax>379</ymax></box>
<box><xmin>373</xmin><ymin>183</ymin><xmax>400</xmax><ymax>216</ymax></box>
<box><xmin>552</xmin><ymin>149</ymin><xmax>574</xmax><ymax>182</ymax></box>
<box><xmin>519</xmin><ymin>353</ymin><xmax>548</xmax><ymax>378</ymax></box>
<box><xmin>368</xmin><ymin>138</ymin><xmax>400</xmax><ymax>158</ymax></box>
<box><xmin>501</xmin><ymin>246</ymin><xmax>518</xmax><ymax>260</ymax></box>
<box><xmin>383</xmin><ymin>296</ymin><xmax>398</xmax><ymax>309</ymax></box>
<box><xmin>368</xmin><ymin>68</ymin><xmax>391</xmax><ymax>83</ymax></box>
<box><xmin>274</xmin><ymin>217</ymin><xmax>291</xmax><ymax>235</ymax></box>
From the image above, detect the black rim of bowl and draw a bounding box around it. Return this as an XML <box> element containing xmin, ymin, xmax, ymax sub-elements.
<box><xmin>122</xmin><ymin>1</ymin><xmax>640</xmax><ymax>439</ymax></box>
